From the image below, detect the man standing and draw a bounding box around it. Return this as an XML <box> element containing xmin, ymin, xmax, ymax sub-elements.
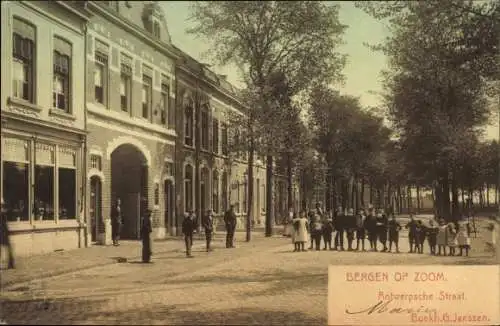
<box><xmin>1</xmin><ymin>198</ymin><xmax>15</xmax><ymax>269</ymax></box>
<box><xmin>345</xmin><ymin>208</ymin><xmax>357</xmax><ymax>251</ymax></box>
<box><xmin>334</xmin><ymin>206</ymin><xmax>345</xmax><ymax>251</ymax></box>
<box><xmin>111</xmin><ymin>198</ymin><xmax>122</xmax><ymax>246</ymax></box>
<box><xmin>182</xmin><ymin>212</ymin><xmax>196</xmax><ymax>258</ymax></box>
<box><xmin>355</xmin><ymin>209</ymin><xmax>366</xmax><ymax>251</ymax></box>
<box><xmin>376</xmin><ymin>208</ymin><xmax>389</xmax><ymax>252</ymax></box>
<box><xmin>224</xmin><ymin>205</ymin><xmax>237</xmax><ymax>248</ymax></box>
<box><xmin>202</xmin><ymin>209</ymin><xmax>214</xmax><ymax>252</ymax></box>
<box><xmin>141</xmin><ymin>209</ymin><xmax>153</xmax><ymax>263</ymax></box>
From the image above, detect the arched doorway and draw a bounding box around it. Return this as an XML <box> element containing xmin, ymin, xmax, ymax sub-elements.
<box><xmin>90</xmin><ymin>176</ymin><xmax>102</xmax><ymax>242</ymax></box>
<box><xmin>111</xmin><ymin>144</ymin><xmax>148</xmax><ymax>240</ymax></box>
<box><xmin>164</xmin><ymin>179</ymin><xmax>174</xmax><ymax>234</ymax></box>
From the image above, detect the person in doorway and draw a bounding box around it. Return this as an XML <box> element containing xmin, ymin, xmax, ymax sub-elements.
<box><xmin>141</xmin><ymin>209</ymin><xmax>153</xmax><ymax>263</ymax></box>
<box><xmin>111</xmin><ymin>198</ymin><xmax>122</xmax><ymax>246</ymax></box>
<box><xmin>182</xmin><ymin>212</ymin><xmax>196</xmax><ymax>258</ymax></box>
<box><xmin>387</xmin><ymin>214</ymin><xmax>401</xmax><ymax>253</ymax></box>
<box><xmin>224</xmin><ymin>205</ymin><xmax>237</xmax><ymax>248</ymax></box>
<box><xmin>202</xmin><ymin>209</ymin><xmax>214</xmax><ymax>252</ymax></box>
<box><xmin>1</xmin><ymin>198</ymin><xmax>15</xmax><ymax>269</ymax></box>
<box><xmin>355</xmin><ymin>209</ymin><xmax>366</xmax><ymax>251</ymax></box>
<box><xmin>334</xmin><ymin>207</ymin><xmax>345</xmax><ymax>251</ymax></box>
<box><xmin>405</xmin><ymin>213</ymin><xmax>418</xmax><ymax>253</ymax></box>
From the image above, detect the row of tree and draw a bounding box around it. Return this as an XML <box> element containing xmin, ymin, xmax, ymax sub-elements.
<box><xmin>187</xmin><ymin>0</ymin><xmax>499</xmax><ymax>240</ymax></box>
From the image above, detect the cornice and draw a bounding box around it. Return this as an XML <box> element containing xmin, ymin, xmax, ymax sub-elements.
<box><xmin>88</xmin><ymin>1</ymin><xmax>180</xmax><ymax>61</ymax></box>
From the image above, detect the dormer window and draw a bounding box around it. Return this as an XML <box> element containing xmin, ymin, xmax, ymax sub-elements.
<box><xmin>153</xmin><ymin>21</ymin><xmax>160</xmax><ymax>38</ymax></box>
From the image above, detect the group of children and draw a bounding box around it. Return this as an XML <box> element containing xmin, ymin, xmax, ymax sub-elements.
<box><xmin>290</xmin><ymin>206</ymin><xmax>473</xmax><ymax>257</ymax></box>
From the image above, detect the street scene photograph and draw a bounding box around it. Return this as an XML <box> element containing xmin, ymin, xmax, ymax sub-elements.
<box><xmin>0</xmin><ymin>0</ymin><xmax>499</xmax><ymax>325</ymax></box>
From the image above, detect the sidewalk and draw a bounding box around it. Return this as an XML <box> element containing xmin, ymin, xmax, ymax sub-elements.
<box><xmin>0</xmin><ymin>231</ymin><xmax>273</xmax><ymax>288</ymax></box>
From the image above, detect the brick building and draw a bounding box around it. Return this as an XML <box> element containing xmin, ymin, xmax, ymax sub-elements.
<box><xmin>0</xmin><ymin>1</ymin><xmax>90</xmax><ymax>256</ymax></box>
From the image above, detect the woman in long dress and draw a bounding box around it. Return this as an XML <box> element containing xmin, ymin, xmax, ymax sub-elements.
<box><xmin>294</xmin><ymin>212</ymin><xmax>309</xmax><ymax>252</ymax></box>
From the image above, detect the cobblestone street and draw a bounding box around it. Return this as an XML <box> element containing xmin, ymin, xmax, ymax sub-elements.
<box><xmin>1</xmin><ymin>221</ymin><xmax>498</xmax><ymax>325</ymax></box>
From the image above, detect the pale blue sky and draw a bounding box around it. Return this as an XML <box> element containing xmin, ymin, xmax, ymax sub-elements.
<box><xmin>161</xmin><ymin>1</ymin><xmax>498</xmax><ymax>140</ymax></box>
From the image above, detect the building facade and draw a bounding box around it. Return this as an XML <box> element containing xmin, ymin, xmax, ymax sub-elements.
<box><xmin>0</xmin><ymin>1</ymin><xmax>90</xmax><ymax>256</ymax></box>
<box><xmin>2</xmin><ymin>1</ymin><xmax>297</xmax><ymax>256</ymax></box>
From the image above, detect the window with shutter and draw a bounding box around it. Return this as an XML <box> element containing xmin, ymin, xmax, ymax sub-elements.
<box><xmin>12</xmin><ymin>18</ymin><xmax>35</xmax><ymax>103</ymax></box>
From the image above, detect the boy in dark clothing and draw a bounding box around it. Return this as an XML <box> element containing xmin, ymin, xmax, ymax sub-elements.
<box><xmin>355</xmin><ymin>210</ymin><xmax>366</xmax><ymax>251</ymax></box>
<box><xmin>405</xmin><ymin>214</ymin><xmax>418</xmax><ymax>253</ymax></box>
<box><xmin>375</xmin><ymin>209</ymin><xmax>388</xmax><ymax>252</ymax></box>
<box><xmin>311</xmin><ymin>215</ymin><xmax>323</xmax><ymax>251</ymax></box>
<box><xmin>426</xmin><ymin>220</ymin><xmax>438</xmax><ymax>255</ymax></box>
<box><xmin>366</xmin><ymin>209</ymin><xmax>377</xmax><ymax>251</ymax></box>
<box><xmin>416</xmin><ymin>220</ymin><xmax>426</xmax><ymax>254</ymax></box>
<box><xmin>202</xmin><ymin>210</ymin><xmax>214</xmax><ymax>252</ymax></box>
<box><xmin>334</xmin><ymin>207</ymin><xmax>345</xmax><ymax>251</ymax></box>
<box><xmin>387</xmin><ymin>214</ymin><xmax>401</xmax><ymax>253</ymax></box>
<box><xmin>182</xmin><ymin>212</ymin><xmax>196</xmax><ymax>258</ymax></box>
<box><xmin>322</xmin><ymin>217</ymin><xmax>334</xmax><ymax>250</ymax></box>
<box><xmin>345</xmin><ymin>208</ymin><xmax>356</xmax><ymax>251</ymax></box>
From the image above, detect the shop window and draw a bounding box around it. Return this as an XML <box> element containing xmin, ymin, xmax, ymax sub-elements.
<box><xmin>2</xmin><ymin>162</ymin><xmax>29</xmax><ymax>222</ymax></box>
<box><xmin>53</xmin><ymin>37</ymin><xmax>72</xmax><ymax>113</ymax></box>
<box><xmin>184</xmin><ymin>164</ymin><xmax>193</xmax><ymax>212</ymax></box>
<box><xmin>12</xmin><ymin>18</ymin><xmax>36</xmax><ymax>103</ymax></box>
<box><xmin>94</xmin><ymin>52</ymin><xmax>108</xmax><ymax>105</ymax></box>
<box><xmin>184</xmin><ymin>106</ymin><xmax>194</xmax><ymax>146</ymax></box>
<box><xmin>59</xmin><ymin>168</ymin><xmax>76</xmax><ymax>219</ymax></box>
<box><xmin>120</xmin><ymin>64</ymin><xmax>132</xmax><ymax>112</ymax></box>
<box><xmin>142</xmin><ymin>75</ymin><xmax>152</xmax><ymax>119</ymax></box>
<box><xmin>34</xmin><ymin>166</ymin><xmax>55</xmax><ymax>220</ymax></box>
<box><xmin>154</xmin><ymin>183</ymin><xmax>160</xmax><ymax>206</ymax></box>
<box><xmin>212</xmin><ymin>170</ymin><xmax>219</xmax><ymax>213</ymax></box>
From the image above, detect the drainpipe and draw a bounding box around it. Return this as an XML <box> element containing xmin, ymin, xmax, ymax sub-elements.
<box><xmin>81</xmin><ymin>20</ymin><xmax>89</xmax><ymax>248</ymax></box>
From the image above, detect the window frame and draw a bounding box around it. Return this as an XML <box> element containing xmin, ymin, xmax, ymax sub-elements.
<box><xmin>142</xmin><ymin>74</ymin><xmax>152</xmax><ymax>120</ymax></box>
<box><xmin>52</xmin><ymin>49</ymin><xmax>71</xmax><ymax>113</ymax></box>
<box><xmin>184</xmin><ymin>106</ymin><xmax>194</xmax><ymax>146</ymax></box>
<box><xmin>160</xmin><ymin>83</ymin><xmax>169</xmax><ymax>125</ymax></box>
<box><xmin>212</xmin><ymin>119</ymin><xmax>219</xmax><ymax>154</ymax></box>
<box><xmin>201</xmin><ymin>109</ymin><xmax>209</xmax><ymax>150</ymax></box>
<box><xmin>94</xmin><ymin>52</ymin><xmax>108</xmax><ymax>105</ymax></box>
<box><xmin>221</xmin><ymin>123</ymin><xmax>229</xmax><ymax>156</ymax></box>
<box><xmin>12</xmin><ymin>18</ymin><xmax>36</xmax><ymax>103</ymax></box>
<box><xmin>184</xmin><ymin>164</ymin><xmax>193</xmax><ymax>212</ymax></box>
<box><xmin>120</xmin><ymin>64</ymin><xmax>132</xmax><ymax>112</ymax></box>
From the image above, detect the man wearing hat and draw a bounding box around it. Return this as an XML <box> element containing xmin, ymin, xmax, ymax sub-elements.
<box><xmin>1</xmin><ymin>198</ymin><xmax>15</xmax><ymax>269</ymax></box>
<box><xmin>141</xmin><ymin>208</ymin><xmax>153</xmax><ymax>263</ymax></box>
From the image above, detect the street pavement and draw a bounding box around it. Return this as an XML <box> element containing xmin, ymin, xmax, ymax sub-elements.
<box><xmin>0</xmin><ymin>219</ymin><xmax>498</xmax><ymax>325</ymax></box>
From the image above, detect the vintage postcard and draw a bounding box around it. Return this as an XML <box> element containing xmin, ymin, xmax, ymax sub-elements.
<box><xmin>0</xmin><ymin>1</ymin><xmax>499</xmax><ymax>325</ymax></box>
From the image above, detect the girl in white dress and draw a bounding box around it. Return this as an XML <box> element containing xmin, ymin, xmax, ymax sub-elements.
<box><xmin>446</xmin><ymin>222</ymin><xmax>458</xmax><ymax>256</ymax></box>
<box><xmin>456</xmin><ymin>221</ymin><xmax>471</xmax><ymax>256</ymax></box>
<box><xmin>293</xmin><ymin>212</ymin><xmax>309</xmax><ymax>252</ymax></box>
<box><xmin>437</xmin><ymin>219</ymin><xmax>448</xmax><ymax>256</ymax></box>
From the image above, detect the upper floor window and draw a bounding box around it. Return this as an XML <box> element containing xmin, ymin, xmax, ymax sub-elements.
<box><xmin>212</xmin><ymin>119</ymin><xmax>219</xmax><ymax>154</ymax></box>
<box><xmin>12</xmin><ymin>18</ymin><xmax>36</xmax><ymax>103</ymax></box>
<box><xmin>201</xmin><ymin>108</ymin><xmax>209</xmax><ymax>150</ymax></box>
<box><xmin>53</xmin><ymin>38</ymin><xmax>72</xmax><ymax>113</ymax></box>
<box><xmin>120</xmin><ymin>64</ymin><xmax>132</xmax><ymax>112</ymax></box>
<box><xmin>184</xmin><ymin>106</ymin><xmax>194</xmax><ymax>146</ymax></box>
<box><xmin>221</xmin><ymin>123</ymin><xmax>229</xmax><ymax>156</ymax></box>
<box><xmin>161</xmin><ymin>83</ymin><xmax>169</xmax><ymax>125</ymax></box>
<box><xmin>90</xmin><ymin>155</ymin><xmax>102</xmax><ymax>170</ymax></box>
<box><xmin>94</xmin><ymin>52</ymin><xmax>108</xmax><ymax>105</ymax></box>
<box><xmin>142</xmin><ymin>75</ymin><xmax>152</xmax><ymax>119</ymax></box>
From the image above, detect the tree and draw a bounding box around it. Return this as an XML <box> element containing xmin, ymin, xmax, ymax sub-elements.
<box><xmin>188</xmin><ymin>1</ymin><xmax>346</xmax><ymax>236</ymax></box>
<box><xmin>357</xmin><ymin>0</ymin><xmax>500</xmax><ymax>220</ymax></box>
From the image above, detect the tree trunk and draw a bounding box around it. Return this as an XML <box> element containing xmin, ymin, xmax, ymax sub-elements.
<box><xmin>360</xmin><ymin>178</ymin><xmax>365</xmax><ymax>207</ymax></box>
<box><xmin>479</xmin><ymin>186</ymin><xmax>485</xmax><ymax>209</ymax></box>
<box><xmin>441</xmin><ymin>169</ymin><xmax>451</xmax><ymax>221</ymax></box>
<box><xmin>461</xmin><ymin>188</ymin><xmax>466</xmax><ymax>211</ymax></box>
<box><xmin>286</xmin><ymin>154</ymin><xmax>293</xmax><ymax>212</ymax></box>
<box><xmin>406</xmin><ymin>185</ymin><xmax>412</xmax><ymax>213</ymax></box>
<box><xmin>351</xmin><ymin>177</ymin><xmax>356</xmax><ymax>211</ymax></box>
<box><xmin>246</xmin><ymin>146</ymin><xmax>255</xmax><ymax>242</ymax></box>
<box><xmin>369</xmin><ymin>181</ymin><xmax>373</xmax><ymax>206</ymax></box>
<box><xmin>486</xmin><ymin>183</ymin><xmax>490</xmax><ymax>208</ymax></box>
<box><xmin>416</xmin><ymin>185</ymin><xmax>421</xmax><ymax>214</ymax></box>
<box><xmin>434</xmin><ymin>182</ymin><xmax>442</xmax><ymax>218</ymax></box>
<box><xmin>495</xmin><ymin>183</ymin><xmax>498</xmax><ymax>206</ymax></box>
<box><xmin>396</xmin><ymin>186</ymin><xmax>402</xmax><ymax>214</ymax></box>
<box><xmin>451</xmin><ymin>170</ymin><xmax>459</xmax><ymax>222</ymax></box>
<box><xmin>265</xmin><ymin>155</ymin><xmax>273</xmax><ymax>237</ymax></box>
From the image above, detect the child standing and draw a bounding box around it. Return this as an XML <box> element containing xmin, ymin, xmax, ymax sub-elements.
<box><xmin>294</xmin><ymin>212</ymin><xmax>309</xmax><ymax>252</ymax></box>
<box><xmin>437</xmin><ymin>219</ymin><xmax>448</xmax><ymax>256</ymax></box>
<box><xmin>416</xmin><ymin>220</ymin><xmax>426</xmax><ymax>254</ymax></box>
<box><xmin>387</xmin><ymin>214</ymin><xmax>401</xmax><ymax>253</ymax></box>
<box><xmin>426</xmin><ymin>220</ymin><xmax>439</xmax><ymax>255</ymax></box>
<box><xmin>446</xmin><ymin>222</ymin><xmax>458</xmax><ymax>256</ymax></box>
<box><xmin>312</xmin><ymin>215</ymin><xmax>323</xmax><ymax>251</ymax></box>
<box><xmin>457</xmin><ymin>221</ymin><xmax>471</xmax><ymax>256</ymax></box>
<box><xmin>405</xmin><ymin>214</ymin><xmax>418</xmax><ymax>253</ymax></box>
<box><xmin>322</xmin><ymin>216</ymin><xmax>334</xmax><ymax>250</ymax></box>
<box><xmin>355</xmin><ymin>209</ymin><xmax>366</xmax><ymax>251</ymax></box>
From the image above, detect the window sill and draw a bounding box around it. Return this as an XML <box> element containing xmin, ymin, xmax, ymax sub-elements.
<box><xmin>49</xmin><ymin>109</ymin><xmax>76</xmax><ymax>120</ymax></box>
<box><xmin>7</xmin><ymin>96</ymin><xmax>43</xmax><ymax>112</ymax></box>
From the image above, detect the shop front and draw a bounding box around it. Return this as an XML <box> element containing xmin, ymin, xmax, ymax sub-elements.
<box><xmin>1</xmin><ymin>122</ymin><xmax>85</xmax><ymax>257</ymax></box>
